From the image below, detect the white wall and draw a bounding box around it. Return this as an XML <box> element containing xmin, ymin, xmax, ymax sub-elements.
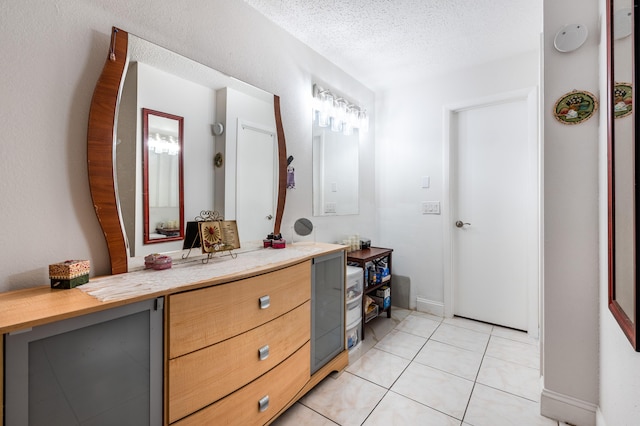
<box><xmin>376</xmin><ymin>50</ymin><xmax>539</xmax><ymax>310</ymax></box>
<box><xmin>541</xmin><ymin>1</ymin><xmax>600</xmax><ymax>424</ymax></box>
<box><xmin>0</xmin><ymin>0</ymin><xmax>375</xmax><ymax>290</ymax></box>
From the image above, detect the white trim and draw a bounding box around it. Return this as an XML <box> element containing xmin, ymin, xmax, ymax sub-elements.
<box><xmin>596</xmin><ymin>406</ymin><xmax>607</xmax><ymax>426</ymax></box>
<box><xmin>442</xmin><ymin>87</ymin><xmax>540</xmax><ymax>334</ymax></box>
<box><xmin>540</xmin><ymin>388</ymin><xmax>597</xmax><ymax>426</ymax></box>
<box><xmin>416</xmin><ymin>297</ymin><xmax>445</xmax><ymax>317</ymax></box>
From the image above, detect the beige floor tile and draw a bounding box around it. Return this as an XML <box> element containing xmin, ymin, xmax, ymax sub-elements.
<box><xmin>300</xmin><ymin>372</ymin><xmax>386</xmax><ymax>426</ymax></box>
<box><xmin>476</xmin><ymin>355</ymin><xmax>541</xmax><ymax>402</ymax></box>
<box><xmin>394</xmin><ymin>313</ymin><xmax>441</xmax><ymax>338</ymax></box>
<box><xmin>485</xmin><ymin>335</ymin><xmax>540</xmax><ymax>369</ymax></box>
<box><xmin>363</xmin><ymin>391</ymin><xmax>461</xmax><ymax>426</ymax></box>
<box><xmin>278</xmin><ymin>311</ymin><xmax>550</xmax><ymax>425</ymax></box>
<box><xmin>374</xmin><ymin>329</ymin><xmax>427</xmax><ymax>360</ymax></box>
<box><xmin>391</xmin><ymin>362</ymin><xmax>474</xmax><ymax>420</ymax></box>
<box><xmin>346</xmin><ymin>348</ymin><xmax>410</xmax><ymax>388</ymax></box>
<box><xmin>414</xmin><ymin>340</ymin><xmax>484</xmax><ymax>381</ymax></box>
<box><xmin>431</xmin><ymin>323</ymin><xmax>490</xmax><ymax>353</ymax></box>
<box><xmin>464</xmin><ymin>383</ymin><xmax>556</xmax><ymax>426</ymax></box>
<box><xmin>410</xmin><ymin>310</ymin><xmax>445</xmax><ymax>322</ymax></box>
<box><xmin>271</xmin><ymin>403</ymin><xmax>338</xmax><ymax>425</ymax></box>
<box><xmin>390</xmin><ymin>307</ymin><xmax>412</xmax><ymax>322</ymax></box>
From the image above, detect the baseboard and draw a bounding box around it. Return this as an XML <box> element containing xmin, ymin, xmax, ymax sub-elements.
<box><xmin>595</xmin><ymin>406</ymin><xmax>607</xmax><ymax>426</ymax></box>
<box><xmin>416</xmin><ymin>297</ymin><xmax>444</xmax><ymax>317</ymax></box>
<box><xmin>540</xmin><ymin>387</ymin><xmax>597</xmax><ymax>426</ymax></box>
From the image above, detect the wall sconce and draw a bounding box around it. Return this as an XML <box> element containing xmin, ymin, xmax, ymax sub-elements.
<box><xmin>312</xmin><ymin>84</ymin><xmax>369</xmax><ymax>134</ymax></box>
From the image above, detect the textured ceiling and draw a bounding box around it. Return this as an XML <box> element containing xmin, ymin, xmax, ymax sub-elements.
<box><xmin>244</xmin><ymin>0</ymin><xmax>542</xmax><ymax>90</ymax></box>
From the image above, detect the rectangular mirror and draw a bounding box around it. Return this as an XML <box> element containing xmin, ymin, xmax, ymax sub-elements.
<box><xmin>312</xmin><ymin>123</ymin><xmax>359</xmax><ymax>216</ymax></box>
<box><xmin>607</xmin><ymin>0</ymin><xmax>639</xmax><ymax>349</ymax></box>
<box><xmin>142</xmin><ymin>108</ymin><xmax>184</xmax><ymax>244</ymax></box>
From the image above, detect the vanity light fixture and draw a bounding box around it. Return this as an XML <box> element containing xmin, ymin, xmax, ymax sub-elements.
<box><xmin>149</xmin><ymin>132</ymin><xmax>180</xmax><ymax>155</ymax></box>
<box><xmin>312</xmin><ymin>84</ymin><xmax>369</xmax><ymax>134</ymax></box>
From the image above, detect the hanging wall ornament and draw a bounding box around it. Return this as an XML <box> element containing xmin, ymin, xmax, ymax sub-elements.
<box><xmin>553</xmin><ymin>90</ymin><xmax>598</xmax><ymax>125</ymax></box>
<box><xmin>613</xmin><ymin>82</ymin><xmax>633</xmax><ymax>118</ymax></box>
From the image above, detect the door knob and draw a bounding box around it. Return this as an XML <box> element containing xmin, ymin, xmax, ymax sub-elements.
<box><xmin>455</xmin><ymin>220</ymin><xmax>471</xmax><ymax>228</ymax></box>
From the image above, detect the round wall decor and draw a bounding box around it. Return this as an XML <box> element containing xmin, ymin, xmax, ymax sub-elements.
<box><xmin>553</xmin><ymin>90</ymin><xmax>598</xmax><ymax>125</ymax></box>
<box><xmin>614</xmin><ymin>82</ymin><xmax>633</xmax><ymax>118</ymax></box>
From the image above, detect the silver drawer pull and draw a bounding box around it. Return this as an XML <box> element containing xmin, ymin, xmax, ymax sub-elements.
<box><xmin>259</xmin><ymin>295</ymin><xmax>271</xmax><ymax>309</ymax></box>
<box><xmin>258</xmin><ymin>345</ymin><xmax>270</xmax><ymax>361</ymax></box>
<box><xmin>258</xmin><ymin>395</ymin><xmax>270</xmax><ymax>412</ymax></box>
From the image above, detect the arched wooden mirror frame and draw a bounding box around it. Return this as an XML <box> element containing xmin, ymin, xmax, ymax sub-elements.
<box><xmin>87</xmin><ymin>27</ymin><xmax>288</xmax><ymax>275</ymax></box>
<box><xmin>607</xmin><ymin>0</ymin><xmax>639</xmax><ymax>349</ymax></box>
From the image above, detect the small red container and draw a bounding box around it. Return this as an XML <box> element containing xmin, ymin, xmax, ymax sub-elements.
<box><xmin>263</xmin><ymin>239</ymin><xmax>272</xmax><ymax>248</ymax></box>
<box><xmin>272</xmin><ymin>239</ymin><xmax>286</xmax><ymax>249</ymax></box>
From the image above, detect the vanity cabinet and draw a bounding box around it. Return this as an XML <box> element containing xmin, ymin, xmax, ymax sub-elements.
<box><xmin>167</xmin><ymin>261</ymin><xmax>312</xmax><ymax>424</ymax></box>
<box><xmin>0</xmin><ymin>243</ymin><xmax>348</xmax><ymax>426</ymax></box>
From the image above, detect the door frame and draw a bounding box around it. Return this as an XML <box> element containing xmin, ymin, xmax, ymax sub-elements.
<box><xmin>442</xmin><ymin>87</ymin><xmax>540</xmax><ymax>337</ymax></box>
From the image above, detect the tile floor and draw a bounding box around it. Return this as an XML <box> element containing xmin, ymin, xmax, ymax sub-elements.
<box><xmin>274</xmin><ymin>308</ymin><xmax>566</xmax><ymax>426</ymax></box>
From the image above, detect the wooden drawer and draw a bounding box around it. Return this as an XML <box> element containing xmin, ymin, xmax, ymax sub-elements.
<box><xmin>168</xmin><ymin>302</ymin><xmax>310</xmax><ymax>423</ymax></box>
<box><xmin>173</xmin><ymin>342</ymin><xmax>310</xmax><ymax>426</ymax></box>
<box><xmin>168</xmin><ymin>261</ymin><xmax>311</xmax><ymax>358</ymax></box>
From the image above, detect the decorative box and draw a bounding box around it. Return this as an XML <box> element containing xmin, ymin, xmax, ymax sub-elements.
<box><xmin>144</xmin><ymin>254</ymin><xmax>173</xmax><ymax>270</ymax></box>
<box><xmin>49</xmin><ymin>260</ymin><xmax>90</xmax><ymax>289</ymax></box>
<box><xmin>152</xmin><ymin>255</ymin><xmax>172</xmax><ymax>270</ymax></box>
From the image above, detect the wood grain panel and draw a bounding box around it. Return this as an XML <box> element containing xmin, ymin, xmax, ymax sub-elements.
<box><xmin>87</xmin><ymin>27</ymin><xmax>129</xmax><ymax>275</ymax></box>
<box><xmin>1</xmin><ymin>337</ymin><xmax>3</xmax><ymax>426</ymax></box>
<box><xmin>168</xmin><ymin>261</ymin><xmax>310</xmax><ymax>358</ymax></box>
<box><xmin>173</xmin><ymin>342</ymin><xmax>310</xmax><ymax>426</ymax></box>
<box><xmin>168</xmin><ymin>302</ymin><xmax>310</xmax><ymax>423</ymax></box>
<box><xmin>273</xmin><ymin>95</ymin><xmax>287</xmax><ymax>235</ymax></box>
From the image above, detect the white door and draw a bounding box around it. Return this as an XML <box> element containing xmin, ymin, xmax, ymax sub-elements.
<box><xmin>236</xmin><ymin>122</ymin><xmax>277</xmax><ymax>243</ymax></box>
<box><xmin>452</xmin><ymin>95</ymin><xmax>535</xmax><ymax>331</ymax></box>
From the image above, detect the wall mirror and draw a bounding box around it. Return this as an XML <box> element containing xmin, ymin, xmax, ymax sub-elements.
<box><xmin>607</xmin><ymin>0</ymin><xmax>639</xmax><ymax>349</ymax></box>
<box><xmin>142</xmin><ymin>109</ymin><xmax>184</xmax><ymax>244</ymax></box>
<box><xmin>311</xmin><ymin>84</ymin><xmax>363</xmax><ymax>216</ymax></box>
<box><xmin>88</xmin><ymin>28</ymin><xmax>287</xmax><ymax>274</ymax></box>
<box><xmin>312</xmin><ymin>124</ymin><xmax>359</xmax><ymax>216</ymax></box>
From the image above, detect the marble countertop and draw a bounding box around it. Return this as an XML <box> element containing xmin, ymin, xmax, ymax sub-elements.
<box><xmin>0</xmin><ymin>243</ymin><xmax>345</xmax><ymax>334</ymax></box>
<box><xmin>80</xmin><ymin>243</ymin><xmax>329</xmax><ymax>302</ymax></box>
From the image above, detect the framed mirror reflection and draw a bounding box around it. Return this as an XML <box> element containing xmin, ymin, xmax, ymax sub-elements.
<box><xmin>142</xmin><ymin>109</ymin><xmax>184</xmax><ymax>245</ymax></box>
<box><xmin>607</xmin><ymin>0</ymin><xmax>639</xmax><ymax>349</ymax></box>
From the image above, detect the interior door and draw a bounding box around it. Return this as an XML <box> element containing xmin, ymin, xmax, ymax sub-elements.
<box><xmin>453</xmin><ymin>98</ymin><xmax>532</xmax><ymax>331</ymax></box>
<box><xmin>236</xmin><ymin>122</ymin><xmax>277</xmax><ymax>242</ymax></box>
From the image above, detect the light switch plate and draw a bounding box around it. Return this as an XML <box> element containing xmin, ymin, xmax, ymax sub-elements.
<box><xmin>421</xmin><ymin>201</ymin><xmax>440</xmax><ymax>215</ymax></box>
<box><xmin>325</xmin><ymin>202</ymin><xmax>337</xmax><ymax>213</ymax></box>
<box><xmin>421</xmin><ymin>176</ymin><xmax>430</xmax><ymax>188</ymax></box>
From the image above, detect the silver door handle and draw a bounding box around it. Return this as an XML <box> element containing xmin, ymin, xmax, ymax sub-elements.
<box><xmin>455</xmin><ymin>220</ymin><xmax>471</xmax><ymax>228</ymax></box>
